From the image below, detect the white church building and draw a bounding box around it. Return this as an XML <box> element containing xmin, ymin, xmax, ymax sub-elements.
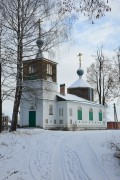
<box><xmin>20</xmin><ymin>35</ymin><xmax>107</xmax><ymax>130</ymax></box>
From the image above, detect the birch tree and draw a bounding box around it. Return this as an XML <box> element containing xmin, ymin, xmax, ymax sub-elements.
<box><xmin>0</xmin><ymin>5</ymin><xmax>10</xmax><ymax>132</ymax></box>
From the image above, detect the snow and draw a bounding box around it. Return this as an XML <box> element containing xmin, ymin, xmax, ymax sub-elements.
<box><xmin>57</xmin><ymin>93</ymin><xmax>89</xmax><ymax>102</ymax></box>
<box><xmin>57</xmin><ymin>93</ymin><xmax>103</xmax><ymax>107</ymax></box>
<box><xmin>0</xmin><ymin>129</ymin><xmax>120</xmax><ymax>180</ymax></box>
<box><xmin>68</xmin><ymin>78</ymin><xmax>91</xmax><ymax>88</ymax></box>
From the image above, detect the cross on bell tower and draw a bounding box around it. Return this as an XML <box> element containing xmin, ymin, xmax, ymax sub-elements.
<box><xmin>36</xmin><ymin>19</ymin><xmax>43</xmax><ymax>59</ymax></box>
<box><xmin>78</xmin><ymin>53</ymin><xmax>83</xmax><ymax>67</ymax></box>
<box><xmin>38</xmin><ymin>19</ymin><xmax>43</xmax><ymax>39</ymax></box>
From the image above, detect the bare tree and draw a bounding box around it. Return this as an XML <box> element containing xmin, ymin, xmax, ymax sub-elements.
<box><xmin>59</xmin><ymin>0</ymin><xmax>111</xmax><ymax>23</ymax></box>
<box><xmin>109</xmin><ymin>47</ymin><xmax>120</xmax><ymax>102</ymax></box>
<box><xmin>87</xmin><ymin>46</ymin><xmax>112</xmax><ymax>105</ymax></box>
<box><xmin>0</xmin><ymin>5</ymin><xmax>8</xmax><ymax>132</ymax></box>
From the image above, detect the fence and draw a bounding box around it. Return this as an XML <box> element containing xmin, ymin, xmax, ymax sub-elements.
<box><xmin>2</xmin><ymin>116</ymin><xmax>9</xmax><ymax>130</ymax></box>
<box><xmin>107</xmin><ymin>122</ymin><xmax>120</xmax><ymax>129</ymax></box>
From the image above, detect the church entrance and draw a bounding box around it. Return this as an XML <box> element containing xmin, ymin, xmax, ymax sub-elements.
<box><xmin>29</xmin><ymin>111</ymin><xmax>36</xmax><ymax>127</ymax></box>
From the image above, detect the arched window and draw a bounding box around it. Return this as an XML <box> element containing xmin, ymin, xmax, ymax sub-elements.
<box><xmin>49</xmin><ymin>105</ymin><xmax>53</xmax><ymax>115</ymax></box>
<box><xmin>59</xmin><ymin>108</ymin><xmax>63</xmax><ymax>116</ymax></box>
<box><xmin>47</xmin><ymin>64</ymin><xmax>52</xmax><ymax>75</ymax></box>
<box><xmin>99</xmin><ymin>109</ymin><xmax>102</xmax><ymax>121</ymax></box>
<box><xmin>89</xmin><ymin>108</ymin><xmax>93</xmax><ymax>121</ymax></box>
<box><xmin>77</xmin><ymin>107</ymin><xmax>82</xmax><ymax>120</ymax></box>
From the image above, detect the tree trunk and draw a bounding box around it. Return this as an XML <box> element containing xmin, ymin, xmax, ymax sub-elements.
<box><xmin>10</xmin><ymin>0</ymin><xmax>23</xmax><ymax>131</ymax></box>
<box><xmin>99</xmin><ymin>60</ymin><xmax>102</xmax><ymax>104</ymax></box>
<box><xmin>0</xmin><ymin>25</ymin><xmax>2</xmax><ymax>133</ymax></box>
<box><xmin>102</xmin><ymin>75</ymin><xmax>105</xmax><ymax>105</ymax></box>
<box><xmin>10</xmin><ymin>85</ymin><xmax>22</xmax><ymax>131</ymax></box>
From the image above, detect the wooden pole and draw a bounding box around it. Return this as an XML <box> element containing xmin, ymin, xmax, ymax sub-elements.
<box><xmin>118</xmin><ymin>47</ymin><xmax>120</xmax><ymax>82</ymax></box>
<box><xmin>114</xmin><ymin>103</ymin><xmax>118</xmax><ymax>129</ymax></box>
<box><xmin>0</xmin><ymin>62</ymin><xmax>2</xmax><ymax>132</ymax></box>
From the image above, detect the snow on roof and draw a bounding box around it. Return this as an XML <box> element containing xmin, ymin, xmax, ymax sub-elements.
<box><xmin>57</xmin><ymin>93</ymin><xmax>104</xmax><ymax>107</ymax></box>
<box><xmin>23</xmin><ymin>57</ymin><xmax>57</xmax><ymax>64</ymax></box>
<box><xmin>68</xmin><ymin>78</ymin><xmax>91</xmax><ymax>88</ymax></box>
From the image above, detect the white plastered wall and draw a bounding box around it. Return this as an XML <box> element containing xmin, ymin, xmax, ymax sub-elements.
<box><xmin>66</xmin><ymin>101</ymin><xmax>107</xmax><ymax>129</ymax></box>
<box><xmin>20</xmin><ymin>99</ymin><xmax>43</xmax><ymax>127</ymax></box>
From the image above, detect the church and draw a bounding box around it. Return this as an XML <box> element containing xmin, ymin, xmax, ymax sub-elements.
<box><xmin>20</xmin><ymin>30</ymin><xmax>107</xmax><ymax>130</ymax></box>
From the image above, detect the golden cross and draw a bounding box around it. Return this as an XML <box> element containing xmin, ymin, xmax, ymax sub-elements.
<box><xmin>37</xmin><ymin>19</ymin><xmax>43</xmax><ymax>38</ymax></box>
<box><xmin>78</xmin><ymin>53</ymin><xmax>83</xmax><ymax>67</ymax></box>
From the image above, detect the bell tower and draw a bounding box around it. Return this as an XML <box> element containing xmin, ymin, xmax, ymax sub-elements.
<box><xmin>22</xmin><ymin>20</ymin><xmax>57</xmax><ymax>83</ymax></box>
<box><xmin>22</xmin><ymin>21</ymin><xmax>58</xmax><ymax>99</ymax></box>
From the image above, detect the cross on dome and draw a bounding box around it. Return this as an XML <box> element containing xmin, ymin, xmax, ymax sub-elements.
<box><xmin>78</xmin><ymin>53</ymin><xmax>83</xmax><ymax>67</ymax></box>
<box><xmin>77</xmin><ymin>53</ymin><xmax>84</xmax><ymax>78</ymax></box>
<box><xmin>37</xmin><ymin>19</ymin><xmax>43</xmax><ymax>39</ymax></box>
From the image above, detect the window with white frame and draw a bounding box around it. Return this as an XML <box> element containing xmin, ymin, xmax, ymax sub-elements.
<box><xmin>70</xmin><ymin>119</ymin><xmax>72</xmax><ymax>124</ymax></box>
<box><xmin>77</xmin><ymin>107</ymin><xmax>82</xmax><ymax>120</ymax></box>
<box><xmin>59</xmin><ymin>108</ymin><xmax>63</xmax><ymax>116</ymax></box>
<box><xmin>89</xmin><ymin>108</ymin><xmax>93</xmax><ymax>121</ymax></box>
<box><xmin>29</xmin><ymin>64</ymin><xmax>36</xmax><ymax>74</ymax></box>
<box><xmin>54</xmin><ymin>119</ymin><xmax>56</xmax><ymax>124</ymax></box>
<box><xmin>99</xmin><ymin>109</ymin><xmax>102</xmax><ymax>121</ymax></box>
<box><xmin>47</xmin><ymin>64</ymin><xmax>52</xmax><ymax>75</ymax></box>
<box><xmin>69</xmin><ymin>108</ymin><xmax>72</xmax><ymax>116</ymax></box>
<box><xmin>49</xmin><ymin>105</ymin><xmax>53</xmax><ymax>115</ymax></box>
<box><xmin>45</xmin><ymin>119</ymin><xmax>48</xmax><ymax>124</ymax></box>
<box><xmin>59</xmin><ymin>120</ymin><xmax>63</xmax><ymax>124</ymax></box>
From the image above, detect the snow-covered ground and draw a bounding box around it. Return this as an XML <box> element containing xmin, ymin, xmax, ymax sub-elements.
<box><xmin>0</xmin><ymin>129</ymin><xmax>120</xmax><ymax>180</ymax></box>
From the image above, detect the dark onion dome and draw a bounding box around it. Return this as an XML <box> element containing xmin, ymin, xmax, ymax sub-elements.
<box><xmin>77</xmin><ymin>67</ymin><xmax>84</xmax><ymax>76</ymax></box>
<box><xmin>36</xmin><ymin>38</ymin><xmax>43</xmax><ymax>48</ymax></box>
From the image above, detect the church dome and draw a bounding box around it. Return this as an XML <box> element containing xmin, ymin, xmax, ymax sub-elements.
<box><xmin>36</xmin><ymin>38</ymin><xmax>43</xmax><ymax>48</ymax></box>
<box><xmin>77</xmin><ymin>67</ymin><xmax>84</xmax><ymax>76</ymax></box>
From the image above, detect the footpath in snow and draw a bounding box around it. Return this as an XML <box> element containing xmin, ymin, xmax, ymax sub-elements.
<box><xmin>0</xmin><ymin>129</ymin><xmax>120</xmax><ymax>180</ymax></box>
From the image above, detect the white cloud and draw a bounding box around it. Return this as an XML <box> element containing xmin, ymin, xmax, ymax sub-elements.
<box><xmin>73</xmin><ymin>21</ymin><xmax>120</xmax><ymax>47</ymax></box>
<box><xmin>3</xmin><ymin>100</ymin><xmax>13</xmax><ymax>118</ymax></box>
<box><xmin>107</xmin><ymin>0</ymin><xmax>120</xmax><ymax>19</ymax></box>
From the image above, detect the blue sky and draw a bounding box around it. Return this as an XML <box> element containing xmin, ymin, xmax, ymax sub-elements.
<box><xmin>3</xmin><ymin>0</ymin><xmax>120</xmax><ymax>120</ymax></box>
